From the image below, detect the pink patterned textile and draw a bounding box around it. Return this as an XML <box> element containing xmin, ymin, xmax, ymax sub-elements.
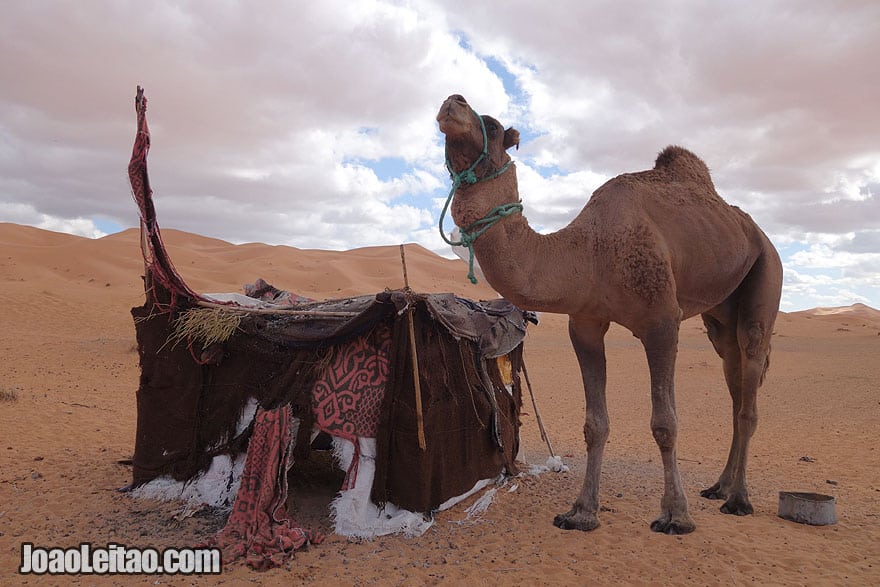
<box><xmin>310</xmin><ymin>323</ymin><xmax>391</xmax><ymax>487</ymax></box>
<box><xmin>206</xmin><ymin>404</ymin><xmax>323</xmax><ymax>570</ymax></box>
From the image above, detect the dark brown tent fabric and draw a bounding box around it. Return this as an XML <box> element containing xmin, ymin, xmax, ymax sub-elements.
<box><xmin>131</xmin><ymin>290</ymin><xmax>529</xmax><ymax>513</ymax></box>
<box><xmin>131</xmin><ymin>302</ymin><xmax>329</xmax><ymax>485</ymax></box>
<box><xmin>373</xmin><ymin>303</ymin><xmax>524</xmax><ymax>512</ymax></box>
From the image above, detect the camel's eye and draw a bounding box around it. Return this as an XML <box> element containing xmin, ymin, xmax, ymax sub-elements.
<box><xmin>486</xmin><ymin>121</ymin><xmax>498</xmax><ymax>133</ymax></box>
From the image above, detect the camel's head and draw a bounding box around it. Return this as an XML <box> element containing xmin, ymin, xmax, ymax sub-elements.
<box><xmin>437</xmin><ymin>94</ymin><xmax>519</xmax><ymax>182</ymax></box>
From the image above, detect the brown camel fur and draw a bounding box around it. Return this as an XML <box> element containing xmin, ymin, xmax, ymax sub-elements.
<box><xmin>437</xmin><ymin>94</ymin><xmax>783</xmax><ymax>534</ymax></box>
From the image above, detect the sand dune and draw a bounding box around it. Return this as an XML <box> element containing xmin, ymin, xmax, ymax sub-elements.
<box><xmin>1</xmin><ymin>223</ymin><xmax>878</xmax><ymax>585</ymax></box>
<box><xmin>2</xmin><ymin>223</ymin><xmax>499</xmax><ymax>300</ymax></box>
<box><xmin>793</xmin><ymin>303</ymin><xmax>880</xmax><ymax>323</ymax></box>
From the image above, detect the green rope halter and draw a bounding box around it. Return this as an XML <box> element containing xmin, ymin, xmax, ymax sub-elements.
<box><xmin>439</xmin><ymin>107</ymin><xmax>522</xmax><ymax>284</ymax></box>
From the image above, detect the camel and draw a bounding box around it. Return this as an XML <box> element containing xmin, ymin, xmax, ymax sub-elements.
<box><xmin>437</xmin><ymin>94</ymin><xmax>783</xmax><ymax>534</ymax></box>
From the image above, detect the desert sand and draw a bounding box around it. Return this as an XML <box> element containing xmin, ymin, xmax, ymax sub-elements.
<box><xmin>1</xmin><ymin>221</ymin><xmax>878</xmax><ymax>585</ymax></box>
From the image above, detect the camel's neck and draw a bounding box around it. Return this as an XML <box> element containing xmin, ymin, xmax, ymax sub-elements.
<box><xmin>451</xmin><ymin>168</ymin><xmax>594</xmax><ymax>313</ymax></box>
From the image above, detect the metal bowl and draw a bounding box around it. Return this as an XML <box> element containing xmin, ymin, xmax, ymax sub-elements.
<box><xmin>778</xmin><ymin>491</ymin><xmax>837</xmax><ymax>526</ymax></box>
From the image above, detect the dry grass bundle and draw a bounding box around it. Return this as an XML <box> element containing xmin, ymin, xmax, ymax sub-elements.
<box><xmin>167</xmin><ymin>307</ymin><xmax>244</xmax><ymax>350</ymax></box>
<box><xmin>0</xmin><ymin>386</ymin><xmax>19</xmax><ymax>402</ymax></box>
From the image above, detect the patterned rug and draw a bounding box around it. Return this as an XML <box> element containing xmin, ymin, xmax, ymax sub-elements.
<box><xmin>206</xmin><ymin>404</ymin><xmax>323</xmax><ymax>570</ymax></box>
<box><xmin>311</xmin><ymin>323</ymin><xmax>391</xmax><ymax>489</ymax></box>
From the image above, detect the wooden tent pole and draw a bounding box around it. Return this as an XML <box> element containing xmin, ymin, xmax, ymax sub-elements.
<box><xmin>400</xmin><ymin>244</ymin><xmax>427</xmax><ymax>450</ymax></box>
<box><xmin>520</xmin><ymin>361</ymin><xmax>556</xmax><ymax>458</ymax></box>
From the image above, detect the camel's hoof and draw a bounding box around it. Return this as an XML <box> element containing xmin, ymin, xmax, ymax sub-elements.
<box><xmin>700</xmin><ymin>484</ymin><xmax>725</xmax><ymax>500</ymax></box>
<box><xmin>650</xmin><ymin>514</ymin><xmax>696</xmax><ymax>535</ymax></box>
<box><xmin>720</xmin><ymin>496</ymin><xmax>754</xmax><ymax>516</ymax></box>
<box><xmin>553</xmin><ymin>511</ymin><xmax>600</xmax><ymax>532</ymax></box>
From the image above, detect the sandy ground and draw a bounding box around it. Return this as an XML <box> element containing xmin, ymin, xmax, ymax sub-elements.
<box><xmin>1</xmin><ymin>222</ymin><xmax>879</xmax><ymax>586</ymax></box>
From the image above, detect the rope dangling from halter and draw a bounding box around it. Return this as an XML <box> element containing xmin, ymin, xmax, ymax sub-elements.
<box><xmin>438</xmin><ymin>108</ymin><xmax>521</xmax><ymax>284</ymax></box>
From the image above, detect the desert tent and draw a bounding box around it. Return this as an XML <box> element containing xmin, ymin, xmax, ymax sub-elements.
<box><xmin>125</xmin><ymin>87</ymin><xmax>538</xmax><ymax>568</ymax></box>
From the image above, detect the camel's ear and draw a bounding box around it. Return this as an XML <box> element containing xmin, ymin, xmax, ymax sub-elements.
<box><xmin>503</xmin><ymin>127</ymin><xmax>520</xmax><ymax>151</ymax></box>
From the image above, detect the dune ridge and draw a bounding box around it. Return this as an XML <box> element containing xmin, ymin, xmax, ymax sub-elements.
<box><xmin>794</xmin><ymin>302</ymin><xmax>880</xmax><ymax>321</ymax></box>
<box><xmin>1</xmin><ymin>223</ymin><xmax>498</xmax><ymax>301</ymax></box>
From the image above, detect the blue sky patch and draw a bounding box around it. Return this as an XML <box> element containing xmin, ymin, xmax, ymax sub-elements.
<box><xmin>93</xmin><ymin>217</ymin><xmax>124</xmax><ymax>235</ymax></box>
<box><xmin>355</xmin><ymin>156</ymin><xmax>412</xmax><ymax>182</ymax></box>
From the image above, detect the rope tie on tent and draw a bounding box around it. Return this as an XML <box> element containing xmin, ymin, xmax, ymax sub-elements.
<box><xmin>439</xmin><ymin>106</ymin><xmax>521</xmax><ymax>284</ymax></box>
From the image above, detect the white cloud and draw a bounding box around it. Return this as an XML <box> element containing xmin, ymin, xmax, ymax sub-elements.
<box><xmin>781</xmin><ymin>265</ymin><xmax>872</xmax><ymax>310</ymax></box>
<box><xmin>514</xmin><ymin>163</ymin><xmax>609</xmax><ymax>232</ymax></box>
<box><xmin>789</xmin><ymin>241</ymin><xmax>880</xmax><ymax>275</ymax></box>
<box><xmin>36</xmin><ymin>217</ymin><xmax>108</xmax><ymax>240</ymax></box>
<box><xmin>0</xmin><ymin>201</ymin><xmax>107</xmax><ymax>239</ymax></box>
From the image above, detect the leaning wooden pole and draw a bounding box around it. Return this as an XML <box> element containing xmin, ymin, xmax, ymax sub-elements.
<box><xmin>400</xmin><ymin>244</ymin><xmax>427</xmax><ymax>450</ymax></box>
<box><xmin>521</xmin><ymin>361</ymin><xmax>556</xmax><ymax>458</ymax></box>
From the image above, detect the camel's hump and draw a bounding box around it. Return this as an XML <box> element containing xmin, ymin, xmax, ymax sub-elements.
<box><xmin>654</xmin><ymin>145</ymin><xmax>712</xmax><ymax>185</ymax></box>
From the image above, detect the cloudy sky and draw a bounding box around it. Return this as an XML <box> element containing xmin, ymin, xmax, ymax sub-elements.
<box><xmin>2</xmin><ymin>1</ymin><xmax>878</xmax><ymax>311</ymax></box>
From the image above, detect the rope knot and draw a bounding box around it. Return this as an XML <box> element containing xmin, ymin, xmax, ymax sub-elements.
<box><xmin>461</xmin><ymin>169</ymin><xmax>479</xmax><ymax>185</ymax></box>
<box><xmin>445</xmin><ymin>202</ymin><xmax>523</xmax><ymax>284</ymax></box>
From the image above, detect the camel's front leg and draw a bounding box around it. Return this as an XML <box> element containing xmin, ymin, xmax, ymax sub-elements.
<box><xmin>554</xmin><ymin>318</ymin><xmax>609</xmax><ymax>531</ymax></box>
<box><xmin>643</xmin><ymin>320</ymin><xmax>696</xmax><ymax>535</ymax></box>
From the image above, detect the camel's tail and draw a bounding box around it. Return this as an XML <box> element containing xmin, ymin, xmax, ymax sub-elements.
<box><xmin>654</xmin><ymin>145</ymin><xmax>713</xmax><ymax>185</ymax></box>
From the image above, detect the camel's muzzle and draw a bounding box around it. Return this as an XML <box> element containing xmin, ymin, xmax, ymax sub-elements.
<box><xmin>437</xmin><ymin>95</ymin><xmax>475</xmax><ymax>135</ymax></box>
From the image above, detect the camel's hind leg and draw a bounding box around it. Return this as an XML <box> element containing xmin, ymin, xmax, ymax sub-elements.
<box><xmin>701</xmin><ymin>255</ymin><xmax>781</xmax><ymax>515</ymax></box>
<box><xmin>700</xmin><ymin>311</ymin><xmax>755</xmax><ymax>514</ymax></box>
